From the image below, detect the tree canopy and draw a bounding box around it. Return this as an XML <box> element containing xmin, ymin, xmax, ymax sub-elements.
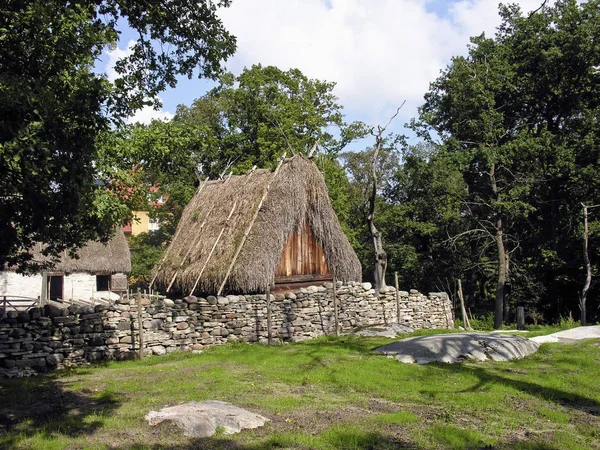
<box><xmin>0</xmin><ymin>0</ymin><xmax>236</xmax><ymax>271</ymax></box>
<box><xmin>401</xmin><ymin>0</ymin><xmax>600</xmax><ymax>326</ymax></box>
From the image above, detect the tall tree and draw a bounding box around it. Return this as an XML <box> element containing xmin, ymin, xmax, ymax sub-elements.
<box><xmin>415</xmin><ymin>0</ymin><xmax>600</xmax><ymax>325</ymax></box>
<box><xmin>175</xmin><ymin>65</ymin><xmax>366</xmax><ymax>177</ymax></box>
<box><xmin>0</xmin><ymin>0</ymin><xmax>236</xmax><ymax>271</ymax></box>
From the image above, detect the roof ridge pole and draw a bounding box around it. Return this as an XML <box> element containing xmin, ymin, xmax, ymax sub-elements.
<box><xmin>149</xmin><ymin>176</ymin><xmax>211</xmax><ymax>290</ymax></box>
<box><xmin>216</xmin><ymin>153</ymin><xmax>287</xmax><ymax>296</ymax></box>
<box><xmin>188</xmin><ymin>200</ymin><xmax>238</xmax><ymax>296</ymax></box>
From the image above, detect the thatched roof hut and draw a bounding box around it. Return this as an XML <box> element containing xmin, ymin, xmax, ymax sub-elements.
<box><xmin>153</xmin><ymin>155</ymin><xmax>361</xmax><ymax>295</ymax></box>
<box><xmin>25</xmin><ymin>227</ymin><xmax>131</xmax><ymax>274</ymax></box>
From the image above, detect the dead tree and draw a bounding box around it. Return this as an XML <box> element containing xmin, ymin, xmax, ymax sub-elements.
<box><xmin>581</xmin><ymin>203</ymin><xmax>600</xmax><ymax>326</ymax></box>
<box><xmin>369</xmin><ymin>103</ymin><xmax>404</xmax><ymax>293</ymax></box>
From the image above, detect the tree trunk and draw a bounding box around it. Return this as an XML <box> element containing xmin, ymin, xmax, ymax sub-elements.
<box><xmin>494</xmin><ymin>218</ymin><xmax>506</xmax><ymax>329</ymax></box>
<box><xmin>366</xmin><ymin>104</ymin><xmax>404</xmax><ymax>293</ymax></box>
<box><xmin>581</xmin><ymin>203</ymin><xmax>592</xmax><ymax>326</ymax></box>
<box><xmin>368</xmin><ymin>206</ymin><xmax>387</xmax><ymax>292</ymax></box>
<box><xmin>503</xmin><ymin>252</ymin><xmax>511</xmax><ymax>323</ymax></box>
<box><xmin>491</xmin><ymin>163</ymin><xmax>505</xmax><ymax>330</ymax></box>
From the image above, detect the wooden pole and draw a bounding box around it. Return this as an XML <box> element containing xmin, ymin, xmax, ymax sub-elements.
<box><xmin>457</xmin><ymin>279</ymin><xmax>471</xmax><ymax>330</ymax></box>
<box><xmin>188</xmin><ymin>202</ymin><xmax>238</xmax><ymax>296</ymax></box>
<box><xmin>394</xmin><ymin>272</ymin><xmax>400</xmax><ymax>324</ymax></box>
<box><xmin>517</xmin><ymin>306</ymin><xmax>525</xmax><ymax>330</ymax></box>
<box><xmin>266</xmin><ymin>285</ymin><xmax>272</xmax><ymax>345</ymax></box>
<box><xmin>217</xmin><ymin>153</ymin><xmax>287</xmax><ymax>296</ymax></box>
<box><xmin>137</xmin><ymin>288</ymin><xmax>144</xmax><ymax>360</ymax></box>
<box><xmin>41</xmin><ymin>271</ymin><xmax>48</xmax><ymax>306</ymax></box>
<box><xmin>148</xmin><ymin>177</ymin><xmax>211</xmax><ymax>290</ymax></box>
<box><xmin>333</xmin><ymin>277</ymin><xmax>339</xmax><ymax>336</ymax></box>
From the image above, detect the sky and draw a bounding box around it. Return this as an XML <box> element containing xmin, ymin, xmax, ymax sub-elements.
<box><xmin>104</xmin><ymin>0</ymin><xmax>548</xmax><ymax>147</ymax></box>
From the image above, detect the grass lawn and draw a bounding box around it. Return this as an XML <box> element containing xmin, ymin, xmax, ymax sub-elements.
<box><xmin>1</xmin><ymin>330</ymin><xmax>599</xmax><ymax>450</ymax></box>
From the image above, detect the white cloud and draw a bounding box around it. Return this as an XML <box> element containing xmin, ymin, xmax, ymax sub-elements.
<box><xmin>104</xmin><ymin>39</ymin><xmax>135</xmax><ymax>83</ymax></box>
<box><xmin>103</xmin><ymin>40</ymin><xmax>174</xmax><ymax>124</ymax></box>
<box><xmin>127</xmin><ymin>100</ymin><xmax>174</xmax><ymax>125</ymax></box>
<box><xmin>218</xmin><ymin>0</ymin><xmax>547</xmax><ymax>133</ymax></box>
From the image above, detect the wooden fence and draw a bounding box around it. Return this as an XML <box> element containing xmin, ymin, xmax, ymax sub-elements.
<box><xmin>0</xmin><ymin>295</ymin><xmax>40</xmax><ymax>318</ymax></box>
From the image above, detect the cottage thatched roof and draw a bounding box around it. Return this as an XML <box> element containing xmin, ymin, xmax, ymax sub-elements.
<box><xmin>153</xmin><ymin>155</ymin><xmax>361</xmax><ymax>295</ymax></box>
<box><xmin>19</xmin><ymin>227</ymin><xmax>131</xmax><ymax>274</ymax></box>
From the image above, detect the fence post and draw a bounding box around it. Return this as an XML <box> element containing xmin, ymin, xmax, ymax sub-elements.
<box><xmin>266</xmin><ymin>284</ymin><xmax>272</xmax><ymax>345</ymax></box>
<box><xmin>394</xmin><ymin>272</ymin><xmax>400</xmax><ymax>324</ymax></box>
<box><xmin>517</xmin><ymin>306</ymin><xmax>525</xmax><ymax>330</ymax></box>
<box><xmin>41</xmin><ymin>272</ymin><xmax>48</xmax><ymax>306</ymax></box>
<box><xmin>137</xmin><ymin>288</ymin><xmax>144</xmax><ymax>359</ymax></box>
<box><xmin>333</xmin><ymin>277</ymin><xmax>339</xmax><ymax>336</ymax></box>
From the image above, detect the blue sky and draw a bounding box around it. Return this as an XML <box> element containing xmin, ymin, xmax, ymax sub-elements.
<box><xmin>103</xmin><ymin>0</ymin><xmax>547</xmax><ymax>150</ymax></box>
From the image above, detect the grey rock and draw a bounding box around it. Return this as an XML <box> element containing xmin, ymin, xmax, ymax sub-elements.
<box><xmin>361</xmin><ymin>282</ymin><xmax>372</xmax><ymax>291</ymax></box>
<box><xmin>376</xmin><ymin>333</ymin><xmax>539</xmax><ymax>364</ymax></box>
<box><xmin>46</xmin><ymin>353</ymin><xmax>64</xmax><ymax>366</ymax></box>
<box><xmin>152</xmin><ymin>345</ymin><xmax>167</xmax><ymax>356</ymax></box>
<box><xmin>146</xmin><ymin>401</ymin><xmax>269</xmax><ymax>437</ymax></box>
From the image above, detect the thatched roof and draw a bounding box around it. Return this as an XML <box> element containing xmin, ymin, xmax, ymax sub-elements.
<box><xmin>153</xmin><ymin>155</ymin><xmax>361</xmax><ymax>295</ymax></box>
<box><xmin>16</xmin><ymin>227</ymin><xmax>131</xmax><ymax>274</ymax></box>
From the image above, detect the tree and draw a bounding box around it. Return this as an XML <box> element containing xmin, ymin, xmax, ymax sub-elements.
<box><xmin>415</xmin><ymin>0</ymin><xmax>600</xmax><ymax>326</ymax></box>
<box><xmin>341</xmin><ymin>134</ymin><xmax>402</xmax><ymax>285</ymax></box>
<box><xmin>175</xmin><ymin>65</ymin><xmax>366</xmax><ymax>177</ymax></box>
<box><xmin>365</xmin><ymin>107</ymin><xmax>405</xmax><ymax>292</ymax></box>
<box><xmin>175</xmin><ymin>65</ymin><xmax>368</xmax><ymax>237</ymax></box>
<box><xmin>0</xmin><ymin>0</ymin><xmax>236</xmax><ymax>271</ymax></box>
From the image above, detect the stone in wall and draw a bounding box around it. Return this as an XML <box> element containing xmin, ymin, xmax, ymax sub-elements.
<box><xmin>0</xmin><ymin>283</ymin><xmax>453</xmax><ymax>376</ymax></box>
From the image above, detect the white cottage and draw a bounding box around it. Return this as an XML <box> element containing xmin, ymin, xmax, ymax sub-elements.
<box><xmin>0</xmin><ymin>228</ymin><xmax>131</xmax><ymax>303</ymax></box>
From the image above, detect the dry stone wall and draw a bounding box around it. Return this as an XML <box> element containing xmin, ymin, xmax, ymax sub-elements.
<box><xmin>0</xmin><ymin>282</ymin><xmax>453</xmax><ymax>375</ymax></box>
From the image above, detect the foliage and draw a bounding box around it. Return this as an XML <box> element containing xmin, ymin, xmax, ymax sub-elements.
<box><xmin>127</xmin><ymin>231</ymin><xmax>168</xmax><ymax>287</ymax></box>
<box><xmin>0</xmin><ymin>0</ymin><xmax>235</xmax><ymax>271</ymax></box>
<box><xmin>406</xmin><ymin>0</ymin><xmax>600</xmax><ymax>323</ymax></box>
<box><xmin>175</xmin><ymin>65</ymin><xmax>368</xmax><ymax>176</ymax></box>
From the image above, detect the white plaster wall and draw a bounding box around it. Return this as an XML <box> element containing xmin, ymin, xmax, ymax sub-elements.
<box><xmin>0</xmin><ymin>272</ymin><xmax>122</xmax><ymax>302</ymax></box>
<box><xmin>65</xmin><ymin>273</ymin><xmax>120</xmax><ymax>302</ymax></box>
<box><xmin>0</xmin><ymin>272</ymin><xmax>43</xmax><ymax>299</ymax></box>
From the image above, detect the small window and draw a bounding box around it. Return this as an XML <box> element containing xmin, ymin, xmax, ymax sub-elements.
<box><xmin>96</xmin><ymin>275</ymin><xmax>111</xmax><ymax>291</ymax></box>
<box><xmin>148</xmin><ymin>217</ymin><xmax>160</xmax><ymax>231</ymax></box>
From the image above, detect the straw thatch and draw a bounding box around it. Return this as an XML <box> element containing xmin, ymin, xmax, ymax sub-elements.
<box><xmin>13</xmin><ymin>228</ymin><xmax>131</xmax><ymax>274</ymax></box>
<box><xmin>153</xmin><ymin>155</ymin><xmax>361</xmax><ymax>295</ymax></box>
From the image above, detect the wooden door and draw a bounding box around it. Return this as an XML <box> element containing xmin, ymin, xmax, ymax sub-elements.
<box><xmin>274</xmin><ymin>223</ymin><xmax>331</xmax><ymax>283</ymax></box>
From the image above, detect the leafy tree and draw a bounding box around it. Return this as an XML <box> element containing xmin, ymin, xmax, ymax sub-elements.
<box><xmin>175</xmin><ymin>65</ymin><xmax>367</xmax><ymax>177</ymax></box>
<box><xmin>0</xmin><ymin>0</ymin><xmax>235</xmax><ymax>271</ymax></box>
<box><xmin>174</xmin><ymin>65</ymin><xmax>367</xmax><ymax>238</ymax></box>
<box><xmin>127</xmin><ymin>230</ymin><xmax>170</xmax><ymax>287</ymax></box>
<box><xmin>97</xmin><ymin>118</ymin><xmax>214</xmax><ymax>236</ymax></box>
<box><xmin>414</xmin><ymin>0</ymin><xmax>600</xmax><ymax>326</ymax></box>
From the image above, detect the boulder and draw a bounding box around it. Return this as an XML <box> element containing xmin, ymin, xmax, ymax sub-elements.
<box><xmin>152</xmin><ymin>345</ymin><xmax>167</xmax><ymax>356</ymax></box>
<box><xmin>146</xmin><ymin>401</ymin><xmax>268</xmax><ymax>437</ymax></box>
<box><xmin>376</xmin><ymin>333</ymin><xmax>539</xmax><ymax>364</ymax></box>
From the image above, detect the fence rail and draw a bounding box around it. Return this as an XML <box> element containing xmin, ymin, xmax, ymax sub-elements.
<box><xmin>1</xmin><ymin>295</ymin><xmax>40</xmax><ymax>318</ymax></box>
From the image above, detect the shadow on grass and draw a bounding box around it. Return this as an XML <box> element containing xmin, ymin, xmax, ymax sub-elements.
<box><xmin>119</xmin><ymin>429</ymin><xmax>565</xmax><ymax>450</ymax></box>
<box><xmin>457</xmin><ymin>365</ymin><xmax>600</xmax><ymax>416</ymax></box>
<box><xmin>123</xmin><ymin>428</ymin><xmax>417</xmax><ymax>449</ymax></box>
<box><xmin>406</xmin><ymin>336</ymin><xmax>600</xmax><ymax>416</ymax></box>
<box><xmin>0</xmin><ymin>371</ymin><xmax>120</xmax><ymax>448</ymax></box>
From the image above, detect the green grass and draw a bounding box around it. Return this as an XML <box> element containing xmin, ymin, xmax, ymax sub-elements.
<box><xmin>1</xmin><ymin>333</ymin><xmax>599</xmax><ymax>449</ymax></box>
